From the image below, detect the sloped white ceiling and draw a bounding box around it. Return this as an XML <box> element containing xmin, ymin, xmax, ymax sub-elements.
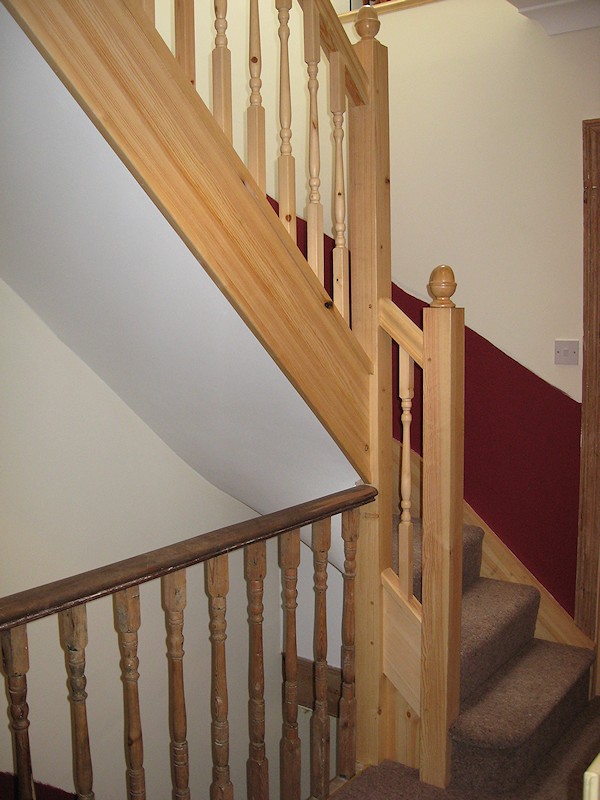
<box><xmin>0</xmin><ymin>7</ymin><xmax>358</xmax><ymax>527</ymax></box>
<box><xmin>506</xmin><ymin>0</ymin><xmax>600</xmax><ymax>34</ymax></box>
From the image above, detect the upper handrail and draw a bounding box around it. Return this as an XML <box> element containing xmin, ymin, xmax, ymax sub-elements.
<box><xmin>379</xmin><ymin>297</ymin><xmax>424</xmax><ymax>366</ymax></box>
<box><xmin>0</xmin><ymin>485</ymin><xmax>377</xmax><ymax>632</ymax></box>
<box><xmin>298</xmin><ymin>0</ymin><xmax>370</xmax><ymax>106</ymax></box>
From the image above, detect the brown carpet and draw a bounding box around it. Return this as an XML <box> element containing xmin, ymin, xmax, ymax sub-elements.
<box><xmin>335</xmin><ymin>688</ymin><xmax>600</xmax><ymax>800</ymax></box>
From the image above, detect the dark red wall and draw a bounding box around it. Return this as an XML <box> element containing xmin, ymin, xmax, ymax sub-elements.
<box><xmin>392</xmin><ymin>285</ymin><xmax>581</xmax><ymax>614</ymax></box>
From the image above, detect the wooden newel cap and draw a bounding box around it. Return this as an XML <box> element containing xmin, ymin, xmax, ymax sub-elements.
<box><xmin>355</xmin><ymin>4</ymin><xmax>380</xmax><ymax>40</ymax></box>
<box><xmin>428</xmin><ymin>265</ymin><xmax>457</xmax><ymax>308</ymax></box>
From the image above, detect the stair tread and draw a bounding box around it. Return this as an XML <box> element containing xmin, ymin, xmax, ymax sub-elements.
<box><xmin>451</xmin><ymin>639</ymin><xmax>595</xmax><ymax>749</ymax></box>
<box><xmin>460</xmin><ymin>577</ymin><xmax>540</xmax><ymax>700</ymax></box>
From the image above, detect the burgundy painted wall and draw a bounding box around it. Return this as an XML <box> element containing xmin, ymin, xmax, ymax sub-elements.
<box><xmin>392</xmin><ymin>285</ymin><xmax>581</xmax><ymax>615</ymax></box>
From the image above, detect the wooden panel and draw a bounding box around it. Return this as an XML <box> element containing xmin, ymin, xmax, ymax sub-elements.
<box><xmin>3</xmin><ymin>0</ymin><xmax>372</xmax><ymax>480</ymax></box>
<box><xmin>295</xmin><ymin>655</ymin><xmax>342</xmax><ymax>717</ymax></box>
<box><xmin>381</xmin><ymin>569</ymin><xmax>421</xmax><ymax>712</ymax></box>
<box><xmin>348</xmin><ymin>6</ymin><xmax>394</xmax><ymax>765</ymax></box>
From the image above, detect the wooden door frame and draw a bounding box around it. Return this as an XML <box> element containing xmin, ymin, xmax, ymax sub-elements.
<box><xmin>575</xmin><ymin>120</ymin><xmax>600</xmax><ymax>677</ymax></box>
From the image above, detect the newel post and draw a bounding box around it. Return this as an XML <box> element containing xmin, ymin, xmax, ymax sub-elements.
<box><xmin>420</xmin><ymin>266</ymin><xmax>465</xmax><ymax>787</ymax></box>
<box><xmin>348</xmin><ymin>5</ymin><xmax>394</xmax><ymax>765</ymax></box>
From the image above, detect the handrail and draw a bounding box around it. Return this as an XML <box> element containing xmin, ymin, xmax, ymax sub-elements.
<box><xmin>0</xmin><ymin>485</ymin><xmax>377</xmax><ymax>632</ymax></box>
<box><xmin>379</xmin><ymin>297</ymin><xmax>424</xmax><ymax>366</ymax></box>
<box><xmin>298</xmin><ymin>0</ymin><xmax>370</xmax><ymax>107</ymax></box>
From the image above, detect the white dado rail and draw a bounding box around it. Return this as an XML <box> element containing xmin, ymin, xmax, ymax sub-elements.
<box><xmin>506</xmin><ymin>0</ymin><xmax>600</xmax><ymax>35</ymax></box>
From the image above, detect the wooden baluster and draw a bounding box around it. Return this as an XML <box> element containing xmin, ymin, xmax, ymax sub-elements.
<box><xmin>1</xmin><ymin>625</ymin><xmax>35</xmax><ymax>800</ymax></box>
<box><xmin>162</xmin><ymin>571</ymin><xmax>190</xmax><ymax>800</ymax></box>
<box><xmin>175</xmin><ymin>0</ymin><xmax>195</xmax><ymax>85</ymax></box>
<box><xmin>247</xmin><ymin>0</ymin><xmax>266</xmax><ymax>192</ymax></box>
<box><xmin>398</xmin><ymin>349</ymin><xmax>415</xmax><ymax>598</ymax></box>
<box><xmin>140</xmin><ymin>0</ymin><xmax>155</xmax><ymax>24</ymax></box>
<box><xmin>279</xmin><ymin>529</ymin><xmax>301</xmax><ymax>800</ymax></box>
<box><xmin>330</xmin><ymin>52</ymin><xmax>349</xmax><ymax>323</ymax></box>
<box><xmin>337</xmin><ymin>509</ymin><xmax>359</xmax><ymax>781</ymax></box>
<box><xmin>311</xmin><ymin>518</ymin><xmax>331</xmax><ymax>800</ymax></box>
<box><xmin>114</xmin><ymin>587</ymin><xmax>146</xmax><ymax>800</ymax></box>
<box><xmin>206</xmin><ymin>554</ymin><xmax>233</xmax><ymax>800</ymax></box>
<box><xmin>59</xmin><ymin>606</ymin><xmax>95</xmax><ymax>800</ymax></box>
<box><xmin>213</xmin><ymin>0</ymin><xmax>232</xmax><ymax>141</ymax></box>
<box><xmin>420</xmin><ymin>266</ymin><xmax>464</xmax><ymax>788</ymax></box>
<box><xmin>276</xmin><ymin>0</ymin><xmax>296</xmax><ymax>242</ymax></box>
<box><xmin>303</xmin><ymin>0</ymin><xmax>324</xmax><ymax>282</ymax></box>
<box><xmin>245</xmin><ymin>542</ymin><xmax>269</xmax><ymax>800</ymax></box>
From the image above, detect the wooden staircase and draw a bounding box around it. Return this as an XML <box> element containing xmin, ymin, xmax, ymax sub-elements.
<box><xmin>0</xmin><ymin>0</ymin><xmax>596</xmax><ymax>797</ymax></box>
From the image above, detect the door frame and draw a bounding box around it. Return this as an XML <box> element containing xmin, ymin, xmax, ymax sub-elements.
<box><xmin>575</xmin><ymin>120</ymin><xmax>600</xmax><ymax>687</ymax></box>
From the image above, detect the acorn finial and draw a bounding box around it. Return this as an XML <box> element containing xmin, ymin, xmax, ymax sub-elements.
<box><xmin>428</xmin><ymin>265</ymin><xmax>457</xmax><ymax>308</ymax></box>
<box><xmin>355</xmin><ymin>4</ymin><xmax>380</xmax><ymax>41</ymax></box>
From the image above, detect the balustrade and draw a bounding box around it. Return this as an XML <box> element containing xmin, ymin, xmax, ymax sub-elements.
<box><xmin>0</xmin><ymin>486</ymin><xmax>374</xmax><ymax>798</ymax></box>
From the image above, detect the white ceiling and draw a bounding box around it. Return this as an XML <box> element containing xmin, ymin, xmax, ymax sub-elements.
<box><xmin>0</xmin><ymin>7</ymin><xmax>358</xmax><ymax>546</ymax></box>
<box><xmin>505</xmin><ymin>0</ymin><xmax>600</xmax><ymax>34</ymax></box>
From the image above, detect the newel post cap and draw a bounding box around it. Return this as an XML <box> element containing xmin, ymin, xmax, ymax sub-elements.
<box><xmin>355</xmin><ymin>4</ymin><xmax>380</xmax><ymax>40</ymax></box>
<box><xmin>428</xmin><ymin>265</ymin><xmax>457</xmax><ymax>308</ymax></box>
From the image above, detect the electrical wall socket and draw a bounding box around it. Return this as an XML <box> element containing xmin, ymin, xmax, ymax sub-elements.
<box><xmin>554</xmin><ymin>340</ymin><xmax>579</xmax><ymax>366</ymax></box>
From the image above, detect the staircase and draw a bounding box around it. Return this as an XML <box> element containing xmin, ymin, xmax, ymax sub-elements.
<box><xmin>363</xmin><ymin>518</ymin><xmax>597</xmax><ymax>797</ymax></box>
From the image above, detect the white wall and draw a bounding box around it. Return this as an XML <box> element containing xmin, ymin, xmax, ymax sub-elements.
<box><xmin>0</xmin><ymin>279</ymin><xmax>283</xmax><ymax>797</ymax></box>
<box><xmin>340</xmin><ymin>0</ymin><xmax>600</xmax><ymax>401</ymax></box>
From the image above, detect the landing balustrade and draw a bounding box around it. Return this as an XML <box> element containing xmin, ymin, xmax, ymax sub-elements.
<box><xmin>0</xmin><ymin>485</ymin><xmax>375</xmax><ymax>800</ymax></box>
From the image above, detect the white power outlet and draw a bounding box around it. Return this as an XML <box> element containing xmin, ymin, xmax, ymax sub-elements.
<box><xmin>554</xmin><ymin>340</ymin><xmax>579</xmax><ymax>366</ymax></box>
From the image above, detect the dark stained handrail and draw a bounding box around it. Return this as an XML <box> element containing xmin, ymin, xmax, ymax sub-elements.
<box><xmin>0</xmin><ymin>485</ymin><xmax>377</xmax><ymax>631</ymax></box>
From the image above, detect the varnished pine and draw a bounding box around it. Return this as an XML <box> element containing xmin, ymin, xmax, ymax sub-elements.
<box><xmin>114</xmin><ymin>587</ymin><xmax>146</xmax><ymax>800</ymax></box>
<box><xmin>420</xmin><ymin>270</ymin><xmax>464</xmax><ymax>788</ymax></box>
<box><xmin>398</xmin><ymin>349</ymin><xmax>415</xmax><ymax>598</ymax></box>
<box><xmin>0</xmin><ymin>486</ymin><xmax>376</xmax><ymax>631</ymax></box>
<box><xmin>206</xmin><ymin>555</ymin><xmax>233</xmax><ymax>800</ymax></box>
<box><xmin>276</xmin><ymin>0</ymin><xmax>296</xmax><ymax>241</ymax></box>
<box><xmin>304</xmin><ymin>0</ymin><xmax>324</xmax><ymax>282</ymax></box>
<box><xmin>247</xmin><ymin>0</ymin><xmax>266</xmax><ymax>192</ymax></box>
<box><xmin>311</xmin><ymin>519</ymin><xmax>331</xmax><ymax>800</ymax></box>
<box><xmin>337</xmin><ymin>508</ymin><xmax>359</xmax><ymax>780</ymax></box>
<box><xmin>0</xmin><ymin>625</ymin><xmax>35</xmax><ymax>800</ymax></box>
<box><xmin>330</xmin><ymin>51</ymin><xmax>349</xmax><ymax>322</ymax></box>
<box><xmin>348</xmin><ymin>4</ymin><xmax>395</xmax><ymax>764</ymax></box>
<box><xmin>59</xmin><ymin>605</ymin><xmax>95</xmax><ymax>800</ymax></box>
<box><xmin>245</xmin><ymin>542</ymin><xmax>269</xmax><ymax>800</ymax></box>
<box><xmin>279</xmin><ymin>530</ymin><xmax>301</xmax><ymax>800</ymax></box>
<box><xmin>174</xmin><ymin>0</ymin><xmax>195</xmax><ymax>85</ymax></box>
<box><xmin>212</xmin><ymin>0</ymin><xmax>232</xmax><ymax>140</ymax></box>
<box><xmin>2</xmin><ymin>0</ymin><xmax>373</xmax><ymax>479</ymax></box>
<box><xmin>162</xmin><ymin>571</ymin><xmax>190</xmax><ymax>800</ymax></box>
<box><xmin>139</xmin><ymin>0</ymin><xmax>154</xmax><ymax>23</ymax></box>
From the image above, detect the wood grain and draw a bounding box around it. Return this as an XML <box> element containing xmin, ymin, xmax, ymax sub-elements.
<box><xmin>174</xmin><ymin>0</ymin><xmax>194</xmax><ymax>85</ymax></box>
<box><xmin>311</xmin><ymin>519</ymin><xmax>331</xmax><ymax>799</ymax></box>
<box><xmin>338</xmin><ymin>508</ymin><xmax>359</xmax><ymax>779</ymax></box>
<box><xmin>3</xmin><ymin>0</ymin><xmax>372</xmax><ymax>479</ymax></box>
<box><xmin>379</xmin><ymin>297</ymin><xmax>424</xmax><ymax>367</ymax></box>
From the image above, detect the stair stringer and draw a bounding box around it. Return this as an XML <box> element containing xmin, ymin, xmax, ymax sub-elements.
<box><xmin>3</xmin><ymin>0</ymin><xmax>373</xmax><ymax>482</ymax></box>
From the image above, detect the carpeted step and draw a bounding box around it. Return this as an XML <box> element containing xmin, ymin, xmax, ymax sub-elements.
<box><xmin>450</xmin><ymin>639</ymin><xmax>595</xmax><ymax>793</ymax></box>
<box><xmin>411</xmin><ymin>520</ymin><xmax>484</xmax><ymax>602</ymax></box>
<box><xmin>460</xmin><ymin>577</ymin><xmax>540</xmax><ymax>701</ymax></box>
